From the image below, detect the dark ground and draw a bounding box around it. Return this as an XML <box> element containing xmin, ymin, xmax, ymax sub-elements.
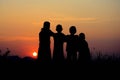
<box><xmin>0</xmin><ymin>55</ymin><xmax>120</xmax><ymax>79</ymax></box>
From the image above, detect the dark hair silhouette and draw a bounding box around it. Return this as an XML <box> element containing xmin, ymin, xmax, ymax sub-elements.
<box><xmin>43</xmin><ymin>21</ymin><xmax>50</xmax><ymax>29</ymax></box>
<box><xmin>69</xmin><ymin>26</ymin><xmax>76</xmax><ymax>35</ymax></box>
<box><xmin>66</xmin><ymin>26</ymin><xmax>78</xmax><ymax>64</ymax></box>
<box><xmin>38</xmin><ymin>21</ymin><xmax>54</xmax><ymax>63</ymax></box>
<box><xmin>78</xmin><ymin>33</ymin><xmax>91</xmax><ymax>63</ymax></box>
<box><xmin>56</xmin><ymin>24</ymin><xmax>63</xmax><ymax>33</ymax></box>
<box><xmin>53</xmin><ymin>24</ymin><xmax>65</xmax><ymax>64</ymax></box>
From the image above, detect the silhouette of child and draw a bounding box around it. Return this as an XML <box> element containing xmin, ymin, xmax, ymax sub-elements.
<box><xmin>53</xmin><ymin>24</ymin><xmax>66</xmax><ymax>63</ymax></box>
<box><xmin>38</xmin><ymin>21</ymin><xmax>54</xmax><ymax>63</ymax></box>
<box><xmin>66</xmin><ymin>26</ymin><xmax>78</xmax><ymax>63</ymax></box>
<box><xmin>78</xmin><ymin>33</ymin><xmax>91</xmax><ymax>63</ymax></box>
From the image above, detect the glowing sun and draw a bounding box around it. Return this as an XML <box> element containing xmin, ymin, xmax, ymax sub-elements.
<box><xmin>33</xmin><ymin>52</ymin><xmax>37</xmax><ymax>57</ymax></box>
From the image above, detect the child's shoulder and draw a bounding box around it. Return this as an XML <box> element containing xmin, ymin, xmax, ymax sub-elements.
<box><xmin>61</xmin><ymin>33</ymin><xmax>65</xmax><ymax>35</ymax></box>
<box><xmin>66</xmin><ymin>34</ymin><xmax>69</xmax><ymax>36</ymax></box>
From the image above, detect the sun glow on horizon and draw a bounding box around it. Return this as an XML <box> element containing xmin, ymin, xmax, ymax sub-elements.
<box><xmin>33</xmin><ymin>52</ymin><xmax>37</xmax><ymax>57</ymax></box>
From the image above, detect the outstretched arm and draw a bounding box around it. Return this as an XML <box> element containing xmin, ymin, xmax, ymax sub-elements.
<box><xmin>49</xmin><ymin>30</ymin><xmax>54</xmax><ymax>36</ymax></box>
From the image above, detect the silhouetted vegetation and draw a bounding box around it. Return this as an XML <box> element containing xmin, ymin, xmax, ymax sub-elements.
<box><xmin>0</xmin><ymin>52</ymin><xmax>120</xmax><ymax>66</ymax></box>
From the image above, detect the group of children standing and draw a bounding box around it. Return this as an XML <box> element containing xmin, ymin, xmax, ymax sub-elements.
<box><xmin>38</xmin><ymin>21</ymin><xmax>91</xmax><ymax>64</ymax></box>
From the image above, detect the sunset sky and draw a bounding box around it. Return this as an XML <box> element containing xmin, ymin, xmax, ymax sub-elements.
<box><xmin>0</xmin><ymin>0</ymin><xmax>120</xmax><ymax>58</ymax></box>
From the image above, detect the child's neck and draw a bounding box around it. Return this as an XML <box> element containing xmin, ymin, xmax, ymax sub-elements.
<box><xmin>57</xmin><ymin>31</ymin><xmax>61</xmax><ymax>33</ymax></box>
<box><xmin>70</xmin><ymin>34</ymin><xmax>75</xmax><ymax>36</ymax></box>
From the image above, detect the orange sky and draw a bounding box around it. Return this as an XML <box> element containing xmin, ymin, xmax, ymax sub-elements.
<box><xmin>0</xmin><ymin>0</ymin><xmax>120</xmax><ymax>58</ymax></box>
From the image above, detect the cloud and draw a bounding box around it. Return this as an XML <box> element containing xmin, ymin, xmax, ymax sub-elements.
<box><xmin>0</xmin><ymin>36</ymin><xmax>38</xmax><ymax>42</ymax></box>
<box><xmin>52</xmin><ymin>17</ymin><xmax>97</xmax><ymax>21</ymax></box>
<box><xmin>32</xmin><ymin>22</ymin><xmax>41</xmax><ymax>26</ymax></box>
<box><xmin>32</xmin><ymin>17</ymin><xmax>97</xmax><ymax>26</ymax></box>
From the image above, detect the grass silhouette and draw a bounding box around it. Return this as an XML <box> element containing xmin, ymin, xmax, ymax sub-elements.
<box><xmin>0</xmin><ymin>48</ymin><xmax>120</xmax><ymax>67</ymax></box>
<box><xmin>1</xmin><ymin>52</ymin><xmax>120</xmax><ymax>75</ymax></box>
<box><xmin>0</xmin><ymin>52</ymin><xmax>120</xmax><ymax>65</ymax></box>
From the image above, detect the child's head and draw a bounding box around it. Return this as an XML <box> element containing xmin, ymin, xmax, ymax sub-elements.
<box><xmin>43</xmin><ymin>21</ymin><xmax>50</xmax><ymax>30</ymax></box>
<box><xmin>56</xmin><ymin>24</ymin><xmax>63</xmax><ymax>33</ymax></box>
<box><xmin>69</xmin><ymin>26</ymin><xmax>76</xmax><ymax>35</ymax></box>
<box><xmin>79</xmin><ymin>33</ymin><xmax>85</xmax><ymax>40</ymax></box>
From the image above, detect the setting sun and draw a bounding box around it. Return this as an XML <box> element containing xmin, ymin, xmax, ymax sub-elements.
<box><xmin>33</xmin><ymin>52</ymin><xmax>37</xmax><ymax>57</ymax></box>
